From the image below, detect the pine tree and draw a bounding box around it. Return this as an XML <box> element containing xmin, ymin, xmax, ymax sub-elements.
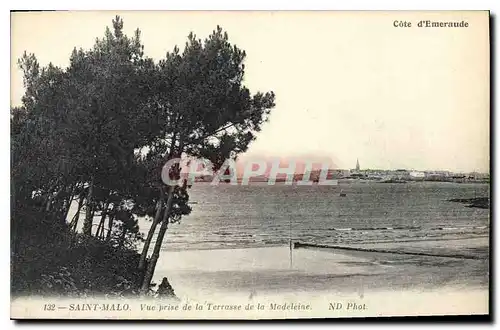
<box><xmin>139</xmin><ymin>26</ymin><xmax>275</xmax><ymax>293</ymax></box>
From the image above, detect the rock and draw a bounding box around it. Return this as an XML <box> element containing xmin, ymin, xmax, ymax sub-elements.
<box><xmin>157</xmin><ymin>277</ymin><xmax>177</xmax><ymax>299</ymax></box>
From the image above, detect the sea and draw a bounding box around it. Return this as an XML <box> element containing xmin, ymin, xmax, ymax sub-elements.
<box><xmin>140</xmin><ymin>181</ymin><xmax>490</xmax><ymax>251</ymax></box>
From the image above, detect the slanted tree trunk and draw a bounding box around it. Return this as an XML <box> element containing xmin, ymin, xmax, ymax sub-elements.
<box><xmin>140</xmin><ymin>185</ymin><xmax>175</xmax><ymax>294</ymax></box>
<box><xmin>70</xmin><ymin>192</ymin><xmax>85</xmax><ymax>232</ymax></box>
<box><xmin>61</xmin><ymin>194</ymin><xmax>73</xmax><ymax>223</ymax></box>
<box><xmin>139</xmin><ymin>133</ymin><xmax>178</xmax><ymax>270</ymax></box>
<box><xmin>83</xmin><ymin>176</ymin><xmax>94</xmax><ymax>236</ymax></box>
<box><xmin>106</xmin><ymin>210</ymin><xmax>116</xmax><ymax>242</ymax></box>
<box><xmin>96</xmin><ymin>216</ymin><xmax>104</xmax><ymax>238</ymax></box>
<box><xmin>61</xmin><ymin>183</ymin><xmax>77</xmax><ymax>224</ymax></box>
<box><xmin>96</xmin><ymin>201</ymin><xmax>109</xmax><ymax>238</ymax></box>
<box><xmin>138</xmin><ymin>187</ymin><xmax>164</xmax><ymax>271</ymax></box>
<box><xmin>141</xmin><ymin>137</ymin><xmax>183</xmax><ymax>294</ymax></box>
<box><xmin>99</xmin><ymin>203</ymin><xmax>112</xmax><ymax>239</ymax></box>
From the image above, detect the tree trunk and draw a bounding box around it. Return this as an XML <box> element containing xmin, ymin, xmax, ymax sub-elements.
<box><xmin>90</xmin><ymin>208</ymin><xmax>96</xmax><ymax>235</ymax></box>
<box><xmin>140</xmin><ymin>185</ymin><xmax>175</xmax><ymax>294</ymax></box>
<box><xmin>119</xmin><ymin>224</ymin><xmax>127</xmax><ymax>248</ymax></box>
<box><xmin>45</xmin><ymin>185</ymin><xmax>64</xmax><ymax>212</ymax></box>
<box><xmin>61</xmin><ymin>183</ymin><xmax>77</xmax><ymax>224</ymax></box>
<box><xmin>96</xmin><ymin>201</ymin><xmax>109</xmax><ymax>238</ymax></box>
<box><xmin>106</xmin><ymin>211</ymin><xmax>116</xmax><ymax>242</ymax></box>
<box><xmin>99</xmin><ymin>203</ymin><xmax>112</xmax><ymax>239</ymax></box>
<box><xmin>61</xmin><ymin>194</ymin><xmax>72</xmax><ymax>223</ymax></box>
<box><xmin>39</xmin><ymin>179</ymin><xmax>60</xmax><ymax>212</ymax></box>
<box><xmin>96</xmin><ymin>217</ymin><xmax>104</xmax><ymax>238</ymax></box>
<box><xmin>83</xmin><ymin>176</ymin><xmax>94</xmax><ymax>236</ymax></box>
<box><xmin>138</xmin><ymin>188</ymin><xmax>164</xmax><ymax>270</ymax></box>
<box><xmin>140</xmin><ymin>135</ymin><xmax>183</xmax><ymax>294</ymax></box>
<box><xmin>70</xmin><ymin>192</ymin><xmax>85</xmax><ymax>232</ymax></box>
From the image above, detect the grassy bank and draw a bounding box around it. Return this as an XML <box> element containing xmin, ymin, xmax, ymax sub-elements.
<box><xmin>11</xmin><ymin>206</ymin><xmax>143</xmax><ymax>297</ymax></box>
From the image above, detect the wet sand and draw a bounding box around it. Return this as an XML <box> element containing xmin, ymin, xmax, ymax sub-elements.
<box><xmin>154</xmin><ymin>237</ymin><xmax>489</xmax><ymax>303</ymax></box>
<box><xmin>10</xmin><ymin>237</ymin><xmax>489</xmax><ymax>319</ymax></box>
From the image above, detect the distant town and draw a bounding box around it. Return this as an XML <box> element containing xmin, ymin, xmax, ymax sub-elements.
<box><xmin>193</xmin><ymin>158</ymin><xmax>490</xmax><ymax>184</ymax></box>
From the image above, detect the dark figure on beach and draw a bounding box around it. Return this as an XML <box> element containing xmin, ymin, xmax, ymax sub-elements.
<box><xmin>157</xmin><ymin>277</ymin><xmax>177</xmax><ymax>299</ymax></box>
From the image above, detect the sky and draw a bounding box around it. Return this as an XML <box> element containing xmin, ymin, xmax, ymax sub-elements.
<box><xmin>10</xmin><ymin>11</ymin><xmax>490</xmax><ymax>172</ymax></box>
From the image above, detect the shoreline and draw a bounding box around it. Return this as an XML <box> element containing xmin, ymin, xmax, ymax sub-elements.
<box><xmin>159</xmin><ymin>234</ymin><xmax>489</xmax><ymax>253</ymax></box>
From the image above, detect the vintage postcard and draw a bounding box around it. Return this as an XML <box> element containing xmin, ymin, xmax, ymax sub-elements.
<box><xmin>10</xmin><ymin>10</ymin><xmax>490</xmax><ymax>319</ymax></box>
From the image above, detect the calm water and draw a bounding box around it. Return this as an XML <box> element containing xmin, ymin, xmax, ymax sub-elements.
<box><xmin>140</xmin><ymin>182</ymin><xmax>490</xmax><ymax>250</ymax></box>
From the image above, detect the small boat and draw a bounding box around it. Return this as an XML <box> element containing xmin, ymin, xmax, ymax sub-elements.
<box><xmin>339</xmin><ymin>190</ymin><xmax>347</xmax><ymax>197</ymax></box>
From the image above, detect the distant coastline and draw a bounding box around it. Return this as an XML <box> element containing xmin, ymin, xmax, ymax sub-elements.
<box><xmin>194</xmin><ymin>174</ymin><xmax>490</xmax><ymax>184</ymax></box>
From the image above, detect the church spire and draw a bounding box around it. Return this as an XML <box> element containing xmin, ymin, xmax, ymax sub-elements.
<box><xmin>356</xmin><ymin>158</ymin><xmax>360</xmax><ymax>171</ymax></box>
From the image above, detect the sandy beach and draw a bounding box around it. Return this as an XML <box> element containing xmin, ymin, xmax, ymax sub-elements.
<box><xmin>10</xmin><ymin>232</ymin><xmax>489</xmax><ymax>319</ymax></box>
<box><xmin>153</xmin><ymin>237</ymin><xmax>489</xmax><ymax>307</ymax></box>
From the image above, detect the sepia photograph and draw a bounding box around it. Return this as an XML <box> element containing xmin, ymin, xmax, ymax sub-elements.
<box><xmin>10</xmin><ymin>10</ymin><xmax>490</xmax><ymax>319</ymax></box>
